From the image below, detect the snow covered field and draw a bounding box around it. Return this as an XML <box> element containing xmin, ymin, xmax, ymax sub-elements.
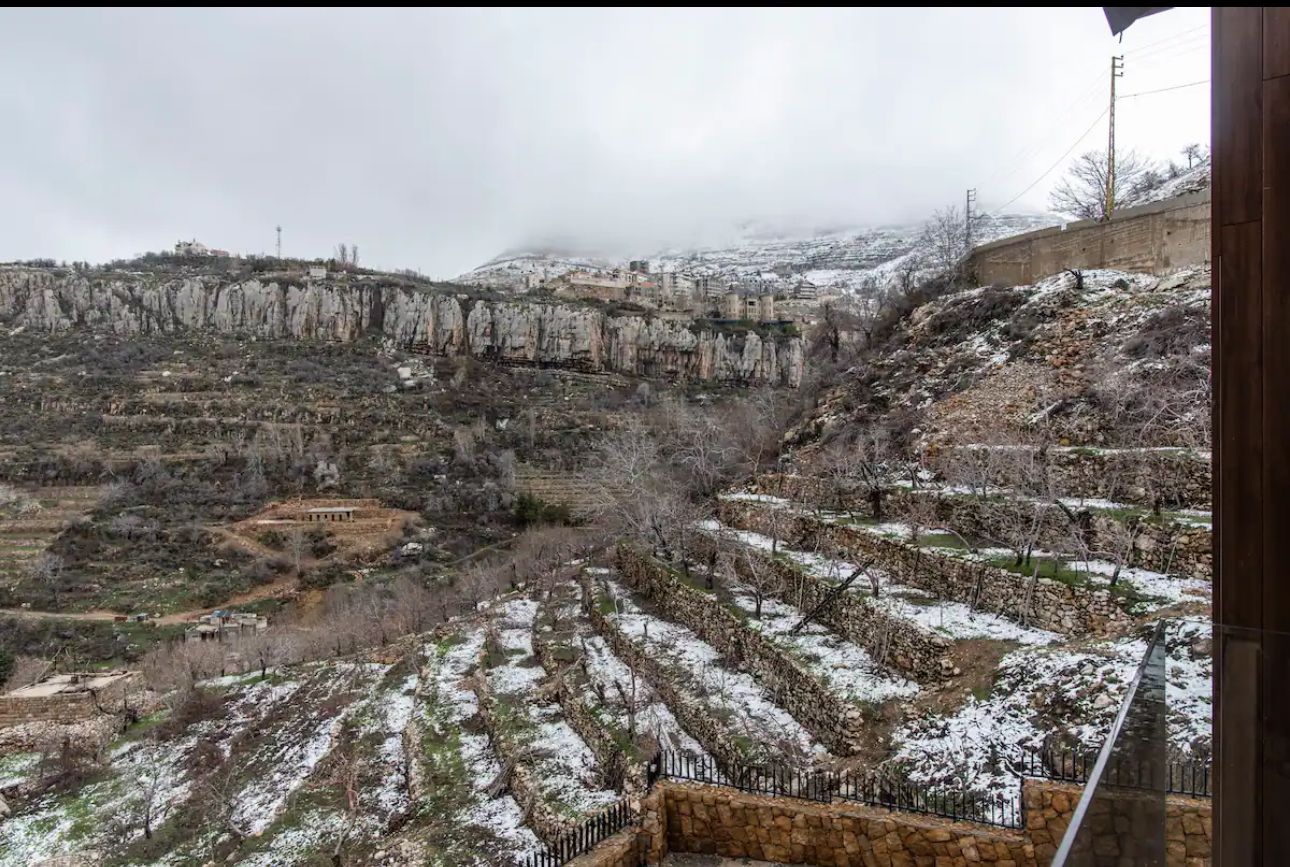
<box><xmin>418</xmin><ymin>629</ymin><xmax>541</xmax><ymax>865</ymax></box>
<box><xmin>485</xmin><ymin>599</ymin><xmax>621</xmax><ymax>820</ymax></box>
<box><xmin>543</xmin><ymin>586</ymin><xmax>709</xmax><ymax>759</ymax></box>
<box><xmin>701</xmin><ymin>520</ymin><xmax>1059</xmax><ymax>645</ymax></box>
<box><xmin>885</xmin><ymin>616</ymin><xmax>1213</xmax><ymax>798</ymax></box>
<box><xmin>596</xmin><ymin>576</ymin><xmax>826</xmax><ymax>764</ymax></box>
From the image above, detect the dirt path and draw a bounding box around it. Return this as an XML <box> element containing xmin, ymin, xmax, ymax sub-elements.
<box><xmin>0</xmin><ymin>574</ymin><xmax>300</xmax><ymax>626</ymax></box>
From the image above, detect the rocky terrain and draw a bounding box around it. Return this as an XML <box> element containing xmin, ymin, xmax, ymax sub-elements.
<box><xmin>0</xmin><ymin>267</ymin><xmax>803</xmax><ymax>387</ymax></box>
<box><xmin>0</xmin><ymin>250</ymin><xmax>1213</xmax><ymax>865</ymax></box>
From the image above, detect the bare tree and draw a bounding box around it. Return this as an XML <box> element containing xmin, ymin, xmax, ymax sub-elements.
<box><xmin>1049</xmin><ymin>149</ymin><xmax>1158</xmax><ymax>221</ymax></box>
<box><xmin>126</xmin><ymin>745</ymin><xmax>168</xmax><ymax>841</ymax></box>
<box><xmin>919</xmin><ymin>205</ymin><xmax>969</xmax><ymax>279</ymax></box>
<box><xmin>1181</xmin><ymin>143</ymin><xmax>1206</xmax><ymax>169</ymax></box>
<box><xmin>28</xmin><ymin>553</ymin><xmax>67</xmax><ymax>608</ymax></box>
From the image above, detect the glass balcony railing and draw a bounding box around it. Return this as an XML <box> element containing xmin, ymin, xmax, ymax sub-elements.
<box><xmin>1052</xmin><ymin>619</ymin><xmax>1172</xmax><ymax>866</ymax></box>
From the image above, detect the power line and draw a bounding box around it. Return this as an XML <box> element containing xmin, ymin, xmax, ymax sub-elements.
<box><xmin>1119</xmin><ymin>79</ymin><xmax>1210</xmax><ymax>99</ymax></box>
<box><xmin>1129</xmin><ymin>38</ymin><xmax>1208</xmax><ymax>69</ymax></box>
<box><xmin>986</xmin><ymin>107</ymin><xmax>1109</xmax><ymax>215</ymax></box>
<box><xmin>1122</xmin><ymin>23</ymin><xmax>1207</xmax><ymax>55</ymax></box>
<box><xmin>1126</xmin><ymin>30</ymin><xmax>1208</xmax><ymax>62</ymax></box>
<box><xmin>984</xmin><ymin>69</ymin><xmax>1109</xmax><ymax>186</ymax></box>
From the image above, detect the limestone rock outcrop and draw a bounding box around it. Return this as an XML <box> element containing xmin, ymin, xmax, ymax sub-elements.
<box><xmin>0</xmin><ymin>267</ymin><xmax>803</xmax><ymax>386</ymax></box>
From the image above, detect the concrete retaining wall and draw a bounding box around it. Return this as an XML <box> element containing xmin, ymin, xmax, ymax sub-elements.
<box><xmin>968</xmin><ymin>190</ymin><xmax>1210</xmax><ymax>286</ymax></box>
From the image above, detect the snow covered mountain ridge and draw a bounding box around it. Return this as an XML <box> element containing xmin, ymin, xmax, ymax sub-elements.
<box><xmin>456</xmin><ymin>212</ymin><xmax>1057</xmax><ymax>295</ymax></box>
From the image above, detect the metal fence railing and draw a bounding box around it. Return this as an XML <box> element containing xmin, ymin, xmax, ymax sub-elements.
<box><xmin>648</xmin><ymin>750</ymin><xmax>1024</xmax><ymax>829</ymax></box>
<box><xmin>1018</xmin><ymin>745</ymin><xmax>1212</xmax><ymax>799</ymax></box>
<box><xmin>520</xmin><ymin>798</ymin><xmax>635</xmax><ymax>867</ymax></box>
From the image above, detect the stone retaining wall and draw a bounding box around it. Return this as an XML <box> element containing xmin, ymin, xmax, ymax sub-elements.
<box><xmin>532</xmin><ymin>606</ymin><xmax>646</xmax><ymax>793</ymax></box>
<box><xmin>1023</xmin><ymin>779</ymin><xmax>1210</xmax><ymax>867</ymax></box>
<box><xmin>966</xmin><ymin>189</ymin><xmax>1209</xmax><ymax>286</ymax></box>
<box><xmin>473</xmin><ymin>641</ymin><xmax>586</xmax><ymax>848</ymax></box>
<box><xmin>615</xmin><ymin>547</ymin><xmax>868</xmax><ymax>757</ymax></box>
<box><xmin>657</xmin><ymin>780</ymin><xmax>1036</xmax><ymax>865</ymax></box>
<box><xmin>690</xmin><ymin>532</ymin><xmax>955</xmax><ymax>682</ymax></box>
<box><xmin>932</xmin><ymin>447</ymin><xmax>1211</xmax><ymax>511</ymax></box>
<box><xmin>582</xmin><ymin>777</ymin><xmax>1212</xmax><ymax>866</ymax></box>
<box><xmin>583</xmin><ymin>573</ymin><xmax>774</xmax><ymax>770</ymax></box>
<box><xmin>719</xmin><ymin>500</ymin><xmax>1134</xmax><ymax>636</ymax></box>
<box><xmin>565</xmin><ymin>828</ymin><xmax>644</xmax><ymax>867</ymax></box>
<box><xmin>755</xmin><ymin>473</ymin><xmax>1212</xmax><ymax>582</ymax></box>
<box><xmin>0</xmin><ymin>673</ymin><xmax>141</xmax><ymax>729</ymax></box>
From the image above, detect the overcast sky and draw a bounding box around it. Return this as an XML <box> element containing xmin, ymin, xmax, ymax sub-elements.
<box><xmin>0</xmin><ymin>8</ymin><xmax>1211</xmax><ymax>277</ymax></box>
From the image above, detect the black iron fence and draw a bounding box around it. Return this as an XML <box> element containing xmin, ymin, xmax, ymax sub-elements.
<box><xmin>648</xmin><ymin>750</ymin><xmax>1024</xmax><ymax>829</ymax></box>
<box><xmin>1019</xmin><ymin>745</ymin><xmax>1212</xmax><ymax>798</ymax></box>
<box><xmin>520</xmin><ymin>798</ymin><xmax>636</xmax><ymax>867</ymax></box>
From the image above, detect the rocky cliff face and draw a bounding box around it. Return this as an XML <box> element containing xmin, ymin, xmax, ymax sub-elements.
<box><xmin>0</xmin><ymin>267</ymin><xmax>803</xmax><ymax>386</ymax></box>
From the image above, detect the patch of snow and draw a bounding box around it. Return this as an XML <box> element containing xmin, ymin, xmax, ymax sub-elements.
<box><xmin>599</xmin><ymin>577</ymin><xmax>825</xmax><ymax>763</ymax></box>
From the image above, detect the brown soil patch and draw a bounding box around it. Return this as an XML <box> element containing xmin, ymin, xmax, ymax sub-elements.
<box><xmin>223</xmin><ymin>497</ymin><xmax>420</xmax><ymax>567</ymax></box>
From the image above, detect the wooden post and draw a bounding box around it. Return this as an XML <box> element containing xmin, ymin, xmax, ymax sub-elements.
<box><xmin>1212</xmin><ymin>8</ymin><xmax>1290</xmax><ymax>864</ymax></box>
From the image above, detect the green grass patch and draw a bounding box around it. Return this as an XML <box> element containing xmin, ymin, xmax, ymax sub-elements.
<box><xmin>916</xmin><ymin>532</ymin><xmax>972</xmax><ymax>551</ymax></box>
<box><xmin>987</xmin><ymin>556</ymin><xmax>1091</xmax><ymax>586</ymax></box>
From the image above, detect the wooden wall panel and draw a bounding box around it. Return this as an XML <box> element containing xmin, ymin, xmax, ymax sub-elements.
<box><xmin>1213</xmin><ymin>8</ymin><xmax>1264</xmax><ymax>226</ymax></box>
<box><xmin>1263</xmin><ymin>74</ymin><xmax>1290</xmax><ymax>635</ymax></box>
<box><xmin>1264</xmin><ymin>7</ymin><xmax>1290</xmax><ymax>79</ymax></box>
<box><xmin>1217</xmin><ymin>220</ymin><xmax>1263</xmax><ymax>632</ymax></box>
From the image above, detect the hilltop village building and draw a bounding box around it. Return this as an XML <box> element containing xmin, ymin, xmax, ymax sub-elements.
<box><xmin>540</xmin><ymin>262</ymin><xmax>820</xmax><ymax>325</ymax></box>
<box><xmin>174</xmin><ymin>239</ymin><xmax>230</xmax><ymax>257</ymax></box>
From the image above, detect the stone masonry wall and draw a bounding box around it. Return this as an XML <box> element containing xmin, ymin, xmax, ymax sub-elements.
<box><xmin>1023</xmin><ymin>779</ymin><xmax>1210</xmax><ymax>867</ymax></box>
<box><xmin>614</xmin><ymin>547</ymin><xmax>869</xmax><ymax>757</ymax></box>
<box><xmin>719</xmin><ymin>500</ymin><xmax>1134</xmax><ymax>636</ymax></box>
<box><xmin>756</xmin><ymin>473</ymin><xmax>1212</xmax><ymax>582</ymax></box>
<box><xmin>658</xmin><ymin>780</ymin><xmax>1037</xmax><ymax>866</ymax></box>
<box><xmin>0</xmin><ymin>674</ymin><xmax>140</xmax><ymax>729</ymax></box>
<box><xmin>473</xmin><ymin>642</ymin><xmax>584</xmax><ymax>848</ymax></box>
<box><xmin>928</xmin><ymin>447</ymin><xmax>1211</xmax><ymax>511</ymax></box>
<box><xmin>689</xmin><ymin>531</ymin><xmax>955</xmax><ymax>682</ymax></box>
<box><xmin>583</xmin><ymin>574</ymin><xmax>756</xmax><ymax>771</ymax></box>
<box><xmin>532</xmin><ymin>610</ymin><xmax>647</xmax><ymax>794</ymax></box>
<box><xmin>565</xmin><ymin>828</ymin><xmax>643</xmax><ymax>867</ymax></box>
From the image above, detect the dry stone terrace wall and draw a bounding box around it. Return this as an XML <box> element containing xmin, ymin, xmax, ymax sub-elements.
<box><xmin>718</xmin><ymin>500</ymin><xmax>1135</xmax><ymax>636</ymax></box>
<box><xmin>689</xmin><ymin>532</ymin><xmax>955</xmax><ymax>683</ymax></box>
<box><xmin>532</xmin><ymin>609</ymin><xmax>646</xmax><ymax>793</ymax></box>
<box><xmin>755</xmin><ymin>473</ymin><xmax>1212</xmax><ymax>582</ymax></box>
<box><xmin>0</xmin><ymin>267</ymin><xmax>804</xmax><ymax>387</ymax></box>
<box><xmin>930</xmin><ymin>447</ymin><xmax>1212</xmax><ymax>511</ymax></box>
<box><xmin>614</xmin><ymin>547</ymin><xmax>870</xmax><ymax>757</ymax></box>
<box><xmin>583</xmin><ymin>580</ymin><xmax>753</xmax><ymax>772</ymax></box>
<box><xmin>474</xmin><ymin>647</ymin><xmax>595</xmax><ymax>847</ymax></box>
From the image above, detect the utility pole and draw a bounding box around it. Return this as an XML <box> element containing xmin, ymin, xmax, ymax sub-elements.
<box><xmin>1105</xmin><ymin>55</ymin><xmax>1124</xmax><ymax>220</ymax></box>
<box><xmin>275</xmin><ymin>225</ymin><xmax>282</xmax><ymax>259</ymax></box>
<box><xmin>964</xmin><ymin>188</ymin><xmax>977</xmax><ymax>248</ymax></box>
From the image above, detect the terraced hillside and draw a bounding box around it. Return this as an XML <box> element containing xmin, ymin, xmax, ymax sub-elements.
<box><xmin>1</xmin><ymin>499</ymin><xmax>1210</xmax><ymax>865</ymax></box>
